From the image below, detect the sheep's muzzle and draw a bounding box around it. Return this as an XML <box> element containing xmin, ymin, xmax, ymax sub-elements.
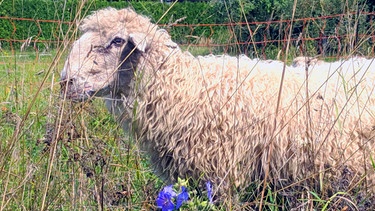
<box><xmin>60</xmin><ymin>78</ymin><xmax>90</xmax><ymax>102</ymax></box>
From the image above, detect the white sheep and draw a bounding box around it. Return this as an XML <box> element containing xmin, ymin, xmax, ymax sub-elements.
<box><xmin>60</xmin><ymin>7</ymin><xmax>375</xmax><ymax>206</ymax></box>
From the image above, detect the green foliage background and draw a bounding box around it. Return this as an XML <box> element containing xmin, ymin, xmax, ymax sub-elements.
<box><xmin>0</xmin><ymin>0</ymin><xmax>373</xmax><ymax>57</ymax></box>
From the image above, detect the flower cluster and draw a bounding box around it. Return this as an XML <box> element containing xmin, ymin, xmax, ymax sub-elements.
<box><xmin>156</xmin><ymin>185</ymin><xmax>189</xmax><ymax>211</ymax></box>
<box><xmin>156</xmin><ymin>181</ymin><xmax>213</xmax><ymax>210</ymax></box>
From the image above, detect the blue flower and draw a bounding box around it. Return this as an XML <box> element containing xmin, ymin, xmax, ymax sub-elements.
<box><xmin>176</xmin><ymin>186</ymin><xmax>189</xmax><ymax>209</ymax></box>
<box><xmin>206</xmin><ymin>181</ymin><xmax>213</xmax><ymax>204</ymax></box>
<box><xmin>156</xmin><ymin>185</ymin><xmax>189</xmax><ymax>210</ymax></box>
<box><xmin>156</xmin><ymin>185</ymin><xmax>176</xmax><ymax>211</ymax></box>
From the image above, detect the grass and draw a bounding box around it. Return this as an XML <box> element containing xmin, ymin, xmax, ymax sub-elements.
<box><xmin>0</xmin><ymin>51</ymin><xmax>163</xmax><ymax>210</ymax></box>
<box><xmin>1</xmin><ymin>47</ymin><xmax>374</xmax><ymax>211</ymax></box>
<box><xmin>1</xmin><ymin>1</ymin><xmax>375</xmax><ymax>210</ymax></box>
<box><xmin>0</xmin><ymin>50</ymin><xmax>219</xmax><ymax>210</ymax></box>
<box><xmin>0</xmin><ymin>50</ymin><xmax>372</xmax><ymax>210</ymax></box>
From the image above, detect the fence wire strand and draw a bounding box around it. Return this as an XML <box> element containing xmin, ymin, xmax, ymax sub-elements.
<box><xmin>0</xmin><ymin>11</ymin><xmax>374</xmax><ymax>59</ymax></box>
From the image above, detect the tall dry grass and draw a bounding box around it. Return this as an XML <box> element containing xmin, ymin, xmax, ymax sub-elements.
<box><xmin>1</xmin><ymin>0</ymin><xmax>374</xmax><ymax>210</ymax></box>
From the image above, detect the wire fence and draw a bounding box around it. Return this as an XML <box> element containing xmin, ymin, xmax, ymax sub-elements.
<box><xmin>0</xmin><ymin>11</ymin><xmax>375</xmax><ymax>60</ymax></box>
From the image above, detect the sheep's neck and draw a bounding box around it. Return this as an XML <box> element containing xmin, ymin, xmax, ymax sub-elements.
<box><xmin>141</xmin><ymin>43</ymin><xmax>183</xmax><ymax>74</ymax></box>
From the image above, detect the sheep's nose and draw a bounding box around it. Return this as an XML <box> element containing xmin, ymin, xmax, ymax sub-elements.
<box><xmin>60</xmin><ymin>78</ymin><xmax>74</xmax><ymax>90</ymax></box>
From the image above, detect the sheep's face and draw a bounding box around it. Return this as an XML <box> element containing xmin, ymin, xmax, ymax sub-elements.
<box><xmin>60</xmin><ymin>31</ymin><xmax>123</xmax><ymax>100</ymax></box>
<box><xmin>60</xmin><ymin>7</ymin><xmax>175</xmax><ymax>102</ymax></box>
<box><xmin>60</xmin><ymin>30</ymin><xmax>145</xmax><ymax>101</ymax></box>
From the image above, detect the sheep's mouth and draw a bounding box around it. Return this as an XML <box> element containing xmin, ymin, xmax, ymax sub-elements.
<box><xmin>61</xmin><ymin>92</ymin><xmax>91</xmax><ymax>102</ymax></box>
<box><xmin>60</xmin><ymin>84</ymin><xmax>91</xmax><ymax>102</ymax></box>
<box><xmin>60</xmin><ymin>80</ymin><xmax>111</xmax><ymax>102</ymax></box>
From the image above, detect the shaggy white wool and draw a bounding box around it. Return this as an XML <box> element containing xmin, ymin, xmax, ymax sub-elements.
<box><xmin>61</xmin><ymin>7</ymin><xmax>375</xmax><ymax>201</ymax></box>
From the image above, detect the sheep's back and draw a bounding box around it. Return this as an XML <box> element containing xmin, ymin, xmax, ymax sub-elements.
<box><xmin>134</xmin><ymin>54</ymin><xmax>375</xmax><ymax>194</ymax></box>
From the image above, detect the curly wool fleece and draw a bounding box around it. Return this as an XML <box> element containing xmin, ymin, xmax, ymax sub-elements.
<box><xmin>61</xmin><ymin>7</ymin><xmax>375</xmax><ymax>200</ymax></box>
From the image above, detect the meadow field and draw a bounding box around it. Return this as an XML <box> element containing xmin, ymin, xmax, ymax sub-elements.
<box><xmin>1</xmin><ymin>51</ymin><xmax>374</xmax><ymax>211</ymax></box>
<box><xmin>0</xmin><ymin>51</ymin><xmax>168</xmax><ymax>210</ymax></box>
<box><xmin>1</xmin><ymin>0</ymin><xmax>375</xmax><ymax>210</ymax></box>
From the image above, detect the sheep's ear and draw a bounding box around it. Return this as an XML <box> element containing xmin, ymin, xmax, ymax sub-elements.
<box><xmin>129</xmin><ymin>33</ymin><xmax>149</xmax><ymax>52</ymax></box>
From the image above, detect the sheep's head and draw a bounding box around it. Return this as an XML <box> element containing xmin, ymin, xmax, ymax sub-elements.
<box><xmin>60</xmin><ymin>8</ymin><xmax>152</xmax><ymax>101</ymax></box>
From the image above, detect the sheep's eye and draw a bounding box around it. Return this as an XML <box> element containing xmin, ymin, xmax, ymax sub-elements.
<box><xmin>111</xmin><ymin>37</ymin><xmax>125</xmax><ymax>47</ymax></box>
